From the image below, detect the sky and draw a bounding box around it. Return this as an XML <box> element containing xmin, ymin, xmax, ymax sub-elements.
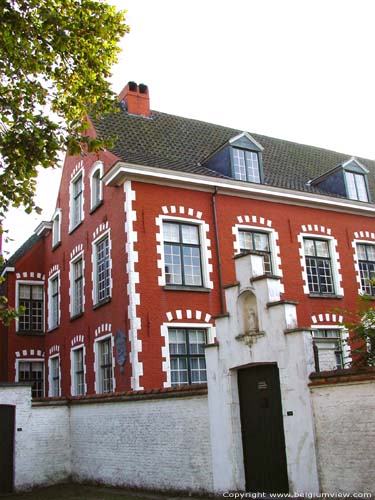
<box><xmin>3</xmin><ymin>0</ymin><xmax>375</xmax><ymax>256</ymax></box>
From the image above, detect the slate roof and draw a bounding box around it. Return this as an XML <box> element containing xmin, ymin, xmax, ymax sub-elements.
<box><xmin>94</xmin><ymin>108</ymin><xmax>375</xmax><ymax>199</ymax></box>
<box><xmin>3</xmin><ymin>233</ymin><xmax>42</xmax><ymax>268</ymax></box>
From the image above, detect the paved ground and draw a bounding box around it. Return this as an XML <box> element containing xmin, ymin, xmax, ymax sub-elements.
<box><xmin>1</xmin><ymin>483</ymin><xmax>210</xmax><ymax>500</ymax></box>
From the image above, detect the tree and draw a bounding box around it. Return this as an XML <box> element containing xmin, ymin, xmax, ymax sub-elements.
<box><xmin>0</xmin><ymin>0</ymin><xmax>129</xmax><ymax>323</ymax></box>
<box><xmin>339</xmin><ymin>295</ymin><xmax>375</xmax><ymax>368</ymax></box>
<box><xmin>0</xmin><ymin>0</ymin><xmax>129</xmax><ymax>218</ymax></box>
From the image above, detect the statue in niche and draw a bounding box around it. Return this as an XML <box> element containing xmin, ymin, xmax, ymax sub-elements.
<box><xmin>236</xmin><ymin>290</ymin><xmax>263</xmax><ymax>347</ymax></box>
<box><xmin>246</xmin><ymin>306</ymin><xmax>259</xmax><ymax>333</ymax></box>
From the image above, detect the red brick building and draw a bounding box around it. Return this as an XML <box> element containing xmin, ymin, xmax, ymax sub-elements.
<box><xmin>1</xmin><ymin>81</ymin><xmax>375</xmax><ymax>398</ymax></box>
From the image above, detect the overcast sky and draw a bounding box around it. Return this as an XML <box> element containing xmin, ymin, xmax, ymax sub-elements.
<box><xmin>3</xmin><ymin>0</ymin><xmax>375</xmax><ymax>256</ymax></box>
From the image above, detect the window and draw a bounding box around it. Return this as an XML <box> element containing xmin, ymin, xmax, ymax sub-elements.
<box><xmin>70</xmin><ymin>173</ymin><xmax>83</xmax><ymax>229</ymax></box>
<box><xmin>52</xmin><ymin>209</ymin><xmax>61</xmax><ymax>248</ymax></box>
<box><xmin>163</xmin><ymin>222</ymin><xmax>203</xmax><ymax>286</ymax></box>
<box><xmin>18</xmin><ymin>361</ymin><xmax>44</xmax><ymax>398</ymax></box>
<box><xmin>238</xmin><ymin>230</ymin><xmax>272</xmax><ymax>273</ymax></box>
<box><xmin>90</xmin><ymin>162</ymin><xmax>103</xmax><ymax>211</ymax></box>
<box><xmin>49</xmin><ymin>356</ymin><xmax>60</xmax><ymax>397</ymax></box>
<box><xmin>232</xmin><ymin>148</ymin><xmax>260</xmax><ymax>183</ymax></box>
<box><xmin>72</xmin><ymin>347</ymin><xmax>85</xmax><ymax>396</ymax></box>
<box><xmin>97</xmin><ymin>338</ymin><xmax>113</xmax><ymax>393</ymax></box>
<box><xmin>169</xmin><ymin>328</ymin><xmax>207</xmax><ymax>386</ymax></box>
<box><xmin>94</xmin><ymin>235</ymin><xmax>111</xmax><ymax>304</ymax></box>
<box><xmin>71</xmin><ymin>257</ymin><xmax>84</xmax><ymax>316</ymax></box>
<box><xmin>48</xmin><ymin>274</ymin><xmax>59</xmax><ymax>329</ymax></box>
<box><xmin>304</xmin><ymin>239</ymin><xmax>334</xmax><ymax>294</ymax></box>
<box><xmin>346</xmin><ymin>172</ymin><xmax>368</xmax><ymax>202</ymax></box>
<box><xmin>357</xmin><ymin>243</ymin><xmax>375</xmax><ymax>295</ymax></box>
<box><xmin>312</xmin><ymin>329</ymin><xmax>344</xmax><ymax>370</ymax></box>
<box><xmin>18</xmin><ymin>283</ymin><xmax>44</xmax><ymax>333</ymax></box>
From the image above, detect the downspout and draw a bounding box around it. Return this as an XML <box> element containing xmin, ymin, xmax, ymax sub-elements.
<box><xmin>212</xmin><ymin>187</ymin><xmax>225</xmax><ymax>315</ymax></box>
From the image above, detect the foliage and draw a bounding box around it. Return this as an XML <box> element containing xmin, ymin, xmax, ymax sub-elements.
<box><xmin>0</xmin><ymin>0</ymin><xmax>129</xmax><ymax>217</ymax></box>
<box><xmin>338</xmin><ymin>294</ymin><xmax>375</xmax><ymax>367</ymax></box>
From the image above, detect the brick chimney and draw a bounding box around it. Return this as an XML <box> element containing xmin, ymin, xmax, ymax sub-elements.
<box><xmin>118</xmin><ymin>81</ymin><xmax>150</xmax><ymax>117</ymax></box>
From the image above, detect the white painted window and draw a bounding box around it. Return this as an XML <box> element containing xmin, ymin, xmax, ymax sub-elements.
<box><xmin>312</xmin><ymin>328</ymin><xmax>350</xmax><ymax>371</ymax></box>
<box><xmin>345</xmin><ymin>172</ymin><xmax>368</xmax><ymax>202</ymax></box>
<box><xmin>93</xmin><ymin>233</ymin><xmax>111</xmax><ymax>304</ymax></box>
<box><xmin>17</xmin><ymin>282</ymin><xmax>44</xmax><ymax>333</ymax></box>
<box><xmin>48</xmin><ymin>273</ymin><xmax>60</xmax><ymax>329</ymax></box>
<box><xmin>232</xmin><ymin>148</ymin><xmax>260</xmax><ymax>183</ymax></box>
<box><xmin>89</xmin><ymin>161</ymin><xmax>103</xmax><ymax>211</ymax></box>
<box><xmin>304</xmin><ymin>238</ymin><xmax>334</xmax><ymax>294</ymax></box>
<box><xmin>52</xmin><ymin>209</ymin><xmax>62</xmax><ymax>247</ymax></box>
<box><xmin>71</xmin><ymin>346</ymin><xmax>85</xmax><ymax>396</ymax></box>
<box><xmin>95</xmin><ymin>336</ymin><xmax>114</xmax><ymax>393</ymax></box>
<box><xmin>70</xmin><ymin>171</ymin><xmax>84</xmax><ymax>230</ymax></box>
<box><xmin>238</xmin><ymin>229</ymin><xmax>272</xmax><ymax>273</ymax></box>
<box><xmin>163</xmin><ymin>221</ymin><xmax>203</xmax><ymax>286</ymax></box>
<box><xmin>18</xmin><ymin>360</ymin><xmax>44</xmax><ymax>398</ymax></box>
<box><xmin>169</xmin><ymin>328</ymin><xmax>207</xmax><ymax>385</ymax></box>
<box><xmin>49</xmin><ymin>355</ymin><xmax>60</xmax><ymax>397</ymax></box>
<box><xmin>356</xmin><ymin>243</ymin><xmax>375</xmax><ymax>295</ymax></box>
<box><xmin>70</xmin><ymin>256</ymin><xmax>84</xmax><ymax>317</ymax></box>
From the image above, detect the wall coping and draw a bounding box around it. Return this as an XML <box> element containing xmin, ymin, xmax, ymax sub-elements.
<box><xmin>32</xmin><ymin>384</ymin><xmax>208</xmax><ymax>407</ymax></box>
<box><xmin>0</xmin><ymin>382</ymin><xmax>32</xmax><ymax>388</ymax></box>
<box><xmin>309</xmin><ymin>366</ymin><xmax>375</xmax><ymax>386</ymax></box>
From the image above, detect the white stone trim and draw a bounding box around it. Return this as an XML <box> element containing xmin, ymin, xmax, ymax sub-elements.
<box><xmin>89</xmin><ymin>160</ymin><xmax>104</xmax><ymax>210</ymax></box>
<box><xmin>232</xmin><ymin>220</ymin><xmax>284</xmax><ymax>293</ymax></box>
<box><xmin>155</xmin><ymin>213</ymin><xmax>213</xmax><ymax>288</ymax></box>
<box><xmin>47</xmin><ymin>270</ymin><xmax>61</xmax><ymax>330</ymax></box>
<box><xmin>70</xmin><ymin>343</ymin><xmax>87</xmax><ymax>396</ymax></box>
<box><xmin>48</xmin><ymin>353</ymin><xmax>61</xmax><ymax>397</ymax></box>
<box><xmin>69</xmin><ymin>165</ymin><xmax>85</xmax><ymax>232</ymax></box>
<box><xmin>297</xmin><ymin>228</ymin><xmax>343</xmax><ymax>296</ymax></box>
<box><xmin>48</xmin><ymin>265</ymin><xmax>59</xmax><ymax>277</ymax></box>
<box><xmin>93</xmin><ymin>332</ymin><xmax>116</xmax><ymax>394</ymax></box>
<box><xmin>15</xmin><ymin>350</ymin><xmax>44</xmax><ymax>359</ymax></box>
<box><xmin>92</xmin><ymin>221</ymin><xmax>109</xmax><ymax>240</ymax></box>
<box><xmin>69</xmin><ymin>250</ymin><xmax>85</xmax><ymax>317</ymax></box>
<box><xmin>15</xmin><ymin>272</ymin><xmax>45</xmax><ymax>280</ymax></box>
<box><xmin>311</xmin><ymin>313</ymin><xmax>343</xmax><ymax>324</ymax></box>
<box><xmin>94</xmin><ymin>323</ymin><xmax>112</xmax><ymax>338</ymax></box>
<box><xmin>161</xmin><ymin>321</ymin><xmax>215</xmax><ymax>388</ymax></box>
<box><xmin>165</xmin><ymin>310</ymin><xmax>212</xmax><ymax>324</ymax></box>
<box><xmin>49</xmin><ymin>345</ymin><xmax>60</xmax><ymax>356</ymax></box>
<box><xmin>352</xmin><ymin>234</ymin><xmax>375</xmax><ymax>295</ymax></box>
<box><xmin>70</xmin><ymin>244</ymin><xmax>84</xmax><ymax>261</ymax></box>
<box><xmin>91</xmin><ymin>228</ymin><xmax>112</xmax><ymax>305</ymax></box>
<box><xmin>71</xmin><ymin>334</ymin><xmax>85</xmax><ymax>347</ymax></box>
<box><xmin>15</xmin><ymin>279</ymin><xmax>45</xmax><ymax>333</ymax></box>
<box><xmin>52</xmin><ymin>208</ymin><xmax>62</xmax><ymax>247</ymax></box>
<box><xmin>124</xmin><ymin>180</ymin><xmax>143</xmax><ymax>390</ymax></box>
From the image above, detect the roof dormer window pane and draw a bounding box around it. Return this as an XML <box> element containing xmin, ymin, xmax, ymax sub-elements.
<box><xmin>346</xmin><ymin>172</ymin><xmax>368</xmax><ymax>202</ymax></box>
<box><xmin>233</xmin><ymin>148</ymin><xmax>260</xmax><ymax>183</ymax></box>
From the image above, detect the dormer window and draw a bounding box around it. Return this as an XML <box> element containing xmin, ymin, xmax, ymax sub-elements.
<box><xmin>310</xmin><ymin>158</ymin><xmax>370</xmax><ymax>203</ymax></box>
<box><xmin>345</xmin><ymin>171</ymin><xmax>368</xmax><ymax>202</ymax></box>
<box><xmin>232</xmin><ymin>149</ymin><xmax>260</xmax><ymax>183</ymax></box>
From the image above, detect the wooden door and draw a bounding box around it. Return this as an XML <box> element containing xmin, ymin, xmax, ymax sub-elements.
<box><xmin>0</xmin><ymin>404</ymin><xmax>15</xmax><ymax>493</ymax></box>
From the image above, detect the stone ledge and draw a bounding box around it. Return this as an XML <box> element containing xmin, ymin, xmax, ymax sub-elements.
<box><xmin>309</xmin><ymin>366</ymin><xmax>375</xmax><ymax>386</ymax></box>
<box><xmin>267</xmin><ymin>300</ymin><xmax>299</xmax><ymax>308</ymax></box>
<box><xmin>284</xmin><ymin>327</ymin><xmax>312</xmax><ymax>334</ymax></box>
<box><xmin>250</xmin><ymin>274</ymin><xmax>282</xmax><ymax>283</ymax></box>
<box><xmin>32</xmin><ymin>384</ymin><xmax>208</xmax><ymax>407</ymax></box>
<box><xmin>222</xmin><ymin>281</ymin><xmax>240</xmax><ymax>289</ymax></box>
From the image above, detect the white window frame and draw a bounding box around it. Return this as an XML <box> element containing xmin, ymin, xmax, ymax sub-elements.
<box><xmin>69</xmin><ymin>169</ymin><xmax>84</xmax><ymax>232</ymax></box>
<box><xmin>52</xmin><ymin>208</ymin><xmax>62</xmax><ymax>248</ymax></box>
<box><xmin>311</xmin><ymin>325</ymin><xmax>351</xmax><ymax>370</ymax></box>
<box><xmin>159</xmin><ymin>217</ymin><xmax>211</xmax><ymax>288</ymax></box>
<box><xmin>16</xmin><ymin>358</ymin><xmax>45</xmax><ymax>398</ymax></box>
<box><xmin>89</xmin><ymin>161</ymin><xmax>104</xmax><ymax>211</ymax></box>
<box><xmin>298</xmin><ymin>233</ymin><xmax>343</xmax><ymax>296</ymax></box>
<box><xmin>161</xmin><ymin>322</ymin><xmax>214</xmax><ymax>388</ymax></box>
<box><xmin>92</xmin><ymin>230</ymin><xmax>112</xmax><ymax>305</ymax></box>
<box><xmin>48</xmin><ymin>354</ymin><xmax>61</xmax><ymax>397</ymax></box>
<box><xmin>94</xmin><ymin>334</ymin><xmax>115</xmax><ymax>394</ymax></box>
<box><xmin>233</xmin><ymin>224</ymin><xmax>282</xmax><ymax>279</ymax></box>
<box><xmin>15</xmin><ymin>280</ymin><xmax>45</xmax><ymax>333</ymax></box>
<box><xmin>48</xmin><ymin>272</ymin><xmax>60</xmax><ymax>330</ymax></box>
<box><xmin>353</xmin><ymin>239</ymin><xmax>375</xmax><ymax>296</ymax></box>
<box><xmin>70</xmin><ymin>344</ymin><xmax>86</xmax><ymax>396</ymax></box>
<box><xmin>345</xmin><ymin>171</ymin><xmax>368</xmax><ymax>202</ymax></box>
<box><xmin>69</xmin><ymin>252</ymin><xmax>85</xmax><ymax>318</ymax></box>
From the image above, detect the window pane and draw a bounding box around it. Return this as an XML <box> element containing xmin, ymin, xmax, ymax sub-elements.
<box><xmin>366</xmin><ymin>245</ymin><xmax>375</xmax><ymax>262</ymax></box>
<box><xmin>233</xmin><ymin>149</ymin><xmax>247</xmax><ymax>181</ymax></box>
<box><xmin>304</xmin><ymin>239</ymin><xmax>315</xmax><ymax>256</ymax></box>
<box><xmin>253</xmin><ymin>232</ymin><xmax>269</xmax><ymax>252</ymax></box>
<box><xmin>315</xmin><ymin>240</ymin><xmax>329</xmax><ymax>258</ymax></box>
<box><xmin>355</xmin><ymin>174</ymin><xmax>368</xmax><ymax>202</ymax></box>
<box><xmin>357</xmin><ymin>244</ymin><xmax>367</xmax><ymax>260</ymax></box>
<box><xmin>96</xmin><ymin>237</ymin><xmax>110</xmax><ymax>301</ymax></box>
<box><xmin>239</xmin><ymin>231</ymin><xmax>253</xmax><ymax>250</ymax></box>
<box><xmin>164</xmin><ymin>244</ymin><xmax>182</xmax><ymax>284</ymax></box>
<box><xmin>182</xmin><ymin>247</ymin><xmax>202</xmax><ymax>286</ymax></box>
<box><xmin>346</xmin><ymin>172</ymin><xmax>357</xmax><ymax>200</ymax></box>
<box><xmin>32</xmin><ymin>285</ymin><xmax>43</xmax><ymax>300</ymax></box>
<box><xmin>245</xmin><ymin>151</ymin><xmax>260</xmax><ymax>183</ymax></box>
<box><xmin>181</xmin><ymin>224</ymin><xmax>199</xmax><ymax>244</ymax></box>
<box><xmin>163</xmin><ymin>223</ymin><xmax>180</xmax><ymax>242</ymax></box>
